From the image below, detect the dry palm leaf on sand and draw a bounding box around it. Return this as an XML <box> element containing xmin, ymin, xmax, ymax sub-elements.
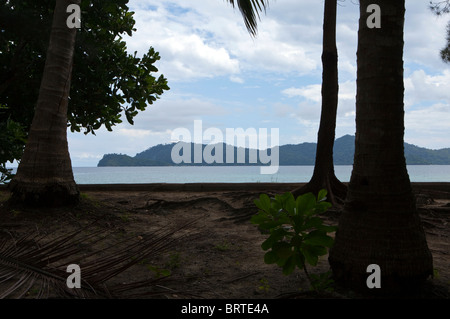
<box><xmin>0</xmin><ymin>218</ymin><xmax>200</xmax><ymax>299</ymax></box>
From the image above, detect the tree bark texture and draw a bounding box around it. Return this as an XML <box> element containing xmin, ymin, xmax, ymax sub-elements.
<box><xmin>9</xmin><ymin>0</ymin><xmax>80</xmax><ymax>206</ymax></box>
<box><xmin>292</xmin><ymin>0</ymin><xmax>347</xmax><ymax>205</ymax></box>
<box><xmin>328</xmin><ymin>0</ymin><xmax>433</xmax><ymax>294</ymax></box>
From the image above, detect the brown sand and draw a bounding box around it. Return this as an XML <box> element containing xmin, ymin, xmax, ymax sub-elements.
<box><xmin>0</xmin><ymin>182</ymin><xmax>449</xmax><ymax>299</ymax></box>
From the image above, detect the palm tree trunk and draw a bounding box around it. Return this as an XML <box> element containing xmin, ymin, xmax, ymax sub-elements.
<box><xmin>328</xmin><ymin>0</ymin><xmax>433</xmax><ymax>294</ymax></box>
<box><xmin>292</xmin><ymin>0</ymin><xmax>347</xmax><ymax>205</ymax></box>
<box><xmin>9</xmin><ymin>0</ymin><xmax>80</xmax><ymax>206</ymax></box>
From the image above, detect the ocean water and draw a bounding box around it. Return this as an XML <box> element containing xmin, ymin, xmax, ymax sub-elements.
<box><xmin>66</xmin><ymin>165</ymin><xmax>450</xmax><ymax>184</ymax></box>
<box><xmin>4</xmin><ymin>165</ymin><xmax>450</xmax><ymax>185</ymax></box>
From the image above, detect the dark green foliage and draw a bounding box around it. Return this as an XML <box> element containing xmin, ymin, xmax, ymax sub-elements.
<box><xmin>278</xmin><ymin>143</ymin><xmax>317</xmax><ymax>165</ymax></box>
<box><xmin>98</xmin><ymin>153</ymin><xmax>168</xmax><ymax>167</ymax></box>
<box><xmin>250</xmin><ymin>191</ymin><xmax>336</xmax><ymax>277</ymax></box>
<box><xmin>440</xmin><ymin>22</ymin><xmax>450</xmax><ymax>62</ymax></box>
<box><xmin>99</xmin><ymin>143</ymin><xmax>278</xmax><ymax>167</ymax></box>
<box><xmin>0</xmin><ymin>0</ymin><xmax>169</xmax><ymax>170</ymax></box>
<box><xmin>309</xmin><ymin>270</ymin><xmax>335</xmax><ymax>292</ymax></box>
<box><xmin>135</xmin><ymin>143</ymin><xmax>180</xmax><ymax>164</ymax></box>
<box><xmin>332</xmin><ymin>135</ymin><xmax>354</xmax><ymax>165</ymax></box>
<box><xmin>429</xmin><ymin>1</ymin><xmax>450</xmax><ymax>15</ymax></box>
<box><xmin>226</xmin><ymin>0</ymin><xmax>269</xmax><ymax>36</ymax></box>
<box><xmin>0</xmin><ymin>110</ymin><xmax>26</xmax><ymax>182</ymax></box>
<box><xmin>429</xmin><ymin>1</ymin><xmax>450</xmax><ymax>63</ymax></box>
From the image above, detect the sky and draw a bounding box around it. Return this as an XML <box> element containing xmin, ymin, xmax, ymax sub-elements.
<box><xmin>66</xmin><ymin>0</ymin><xmax>450</xmax><ymax>167</ymax></box>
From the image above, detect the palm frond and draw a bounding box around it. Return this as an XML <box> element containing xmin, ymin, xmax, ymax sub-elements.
<box><xmin>0</xmin><ymin>218</ymin><xmax>200</xmax><ymax>299</ymax></box>
<box><xmin>226</xmin><ymin>0</ymin><xmax>269</xmax><ymax>36</ymax></box>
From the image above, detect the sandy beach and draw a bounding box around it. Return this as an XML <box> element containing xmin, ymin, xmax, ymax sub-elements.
<box><xmin>0</xmin><ymin>182</ymin><xmax>449</xmax><ymax>299</ymax></box>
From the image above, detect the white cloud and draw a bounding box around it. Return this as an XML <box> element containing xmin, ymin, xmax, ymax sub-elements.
<box><xmin>124</xmin><ymin>0</ymin><xmax>324</xmax><ymax>81</ymax></box>
<box><xmin>404</xmin><ymin>3</ymin><xmax>449</xmax><ymax>70</ymax></box>
<box><xmin>282</xmin><ymin>85</ymin><xmax>321</xmax><ymax>102</ymax></box>
<box><xmin>273</xmin><ymin>103</ymin><xmax>296</xmax><ymax>118</ymax></box>
<box><xmin>158</xmin><ymin>34</ymin><xmax>240</xmax><ymax>79</ymax></box>
<box><xmin>405</xmin><ymin>103</ymin><xmax>450</xmax><ymax>149</ymax></box>
<box><xmin>230</xmin><ymin>76</ymin><xmax>244</xmax><ymax>84</ymax></box>
<box><xmin>281</xmin><ymin>80</ymin><xmax>356</xmax><ymax>115</ymax></box>
<box><xmin>402</xmin><ymin>69</ymin><xmax>450</xmax><ymax>148</ymax></box>
<box><xmin>405</xmin><ymin>69</ymin><xmax>450</xmax><ymax>108</ymax></box>
<box><xmin>131</xmin><ymin>97</ymin><xmax>227</xmax><ymax>132</ymax></box>
<box><xmin>278</xmin><ymin>79</ymin><xmax>357</xmax><ymax>140</ymax></box>
<box><xmin>117</xmin><ymin>128</ymin><xmax>153</xmax><ymax>138</ymax></box>
<box><xmin>227</xmin><ymin>16</ymin><xmax>321</xmax><ymax>75</ymax></box>
<box><xmin>124</xmin><ymin>1</ymin><xmax>240</xmax><ymax>81</ymax></box>
<box><xmin>123</xmin><ymin>0</ymin><xmax>448</xmax><ymax>80</ymax></box>
<box><xmin>74</xmin><ymin>153</ymin><xmax>102</xmax><ymax>160</ymax></box>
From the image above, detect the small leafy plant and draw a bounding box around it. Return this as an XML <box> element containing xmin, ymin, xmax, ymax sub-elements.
<box><xmin>310</xmin><ymin>271</ymin><xmax>335</xmax><ymax>293</ymax></box>
<box><xmin>258</xmin><ymin>277</ymin><xmax>270</xmax><ymax>293</ymax></box>
<box><xmin>251</xmin><ymin>190</ymin><xmax>337</xmax><ymax>290</ymax></box>
<box><xmin>146</xmin><ymin>264</ymin><xmax>172</xmax><ymax>278</ymax></box>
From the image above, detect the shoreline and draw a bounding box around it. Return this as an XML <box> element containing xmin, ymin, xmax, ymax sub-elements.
<box><xmin>1</xmin><ymin>182</ymin><xmax>450</xmax><ymax>193</ymax></box>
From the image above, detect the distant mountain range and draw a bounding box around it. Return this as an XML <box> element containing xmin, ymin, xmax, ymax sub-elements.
<box><xmin>97</xmin><ymin>135</ymin><xmax>450</xmax><ymax>167</ymax></box>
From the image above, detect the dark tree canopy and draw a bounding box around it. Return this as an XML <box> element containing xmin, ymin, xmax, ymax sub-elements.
<box><xmin>441</xmin><ymin>23</ymin><xmax>450</xmax><ymax>62</ymax></box>
<box><xmin>0</xmin><ymin>116</ymin><xmax>26</xmax><ymax>183</ymax></box>
<box><xmin>430</xmin><ymin>0</ymin><xmax>450</xmax><ymax>62</ymax></box>
<box><xmin>0</xmin><ymin>0</ymin><xmax>169</xmax><ymax>180</ymax></box>
<box><xmin>429</xmin><ymin>0</ymin><xmax>450</xmax><ymax>15</ymax></box>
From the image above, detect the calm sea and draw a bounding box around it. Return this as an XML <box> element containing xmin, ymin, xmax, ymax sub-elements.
<box><xmin>4</xmin><ymin>165</ymin><xmax>450</xmax><ymax>184</ymax></box>
<box><xmin>62</xmin><ymin>165</ymin><xmax>450</xmax><ymax>184</ymax></box>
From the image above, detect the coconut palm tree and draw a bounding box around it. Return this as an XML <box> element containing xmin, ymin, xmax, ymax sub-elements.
<box><xmin>328</xmin><ymin>0</ymin><xmax>433</xmax><ymax>294</ymax></box>
<box><xmin>9</xmin><ymin>0</ymin><xmax>80</xmax><ymax>206</ymax></box>
<box><xmin>292</xmin><ymin>0</ymin><xmax>347</xmax><ymax>206</ymax></box>
<box><xmin>231</xmin><ymin>0</ymin><xmax>347</xmax><ymax>206</ymax></box>
<box><xmin>9</xmin><ymin>0</ymin><xmax>268</xmax><ymax>207</ymax></box>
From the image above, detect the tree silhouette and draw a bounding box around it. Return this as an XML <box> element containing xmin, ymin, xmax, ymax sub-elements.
<box><xmin>8</xmin><ymin>0</ymin><xmax>269</xmax><ymax>206</ymax></box>
<box><xmin>226</xmin><ymin>0</ymin><xmax>269</xmax><ymax>37</ymax></box>
<box><xmin>328</xmin><ymin>0</ymin><xmax>433</xmax><ymax>294</ymax></box>
<box><xmin>292</xmin><ymin>0</ymin><xmax>347</xmax><ymax>206</ymax></box>
<box><xmin>430</xmin><ymin>0</ymin><xmax>450</xmax><ymax>62</ymax></box>
<box><xmin>230</xmin><ymin>0</ymin><xmax>347</xmax><ymax>205</ymax></box>
<box><xmin>0</xmin><ymin>0</ymin><xmax>169</xmax><ymax>182</ymax></box>
<box><xmin>9</xmin><ymin>0</ymin><xmax>81</xmax><ymax>206</ymax></box>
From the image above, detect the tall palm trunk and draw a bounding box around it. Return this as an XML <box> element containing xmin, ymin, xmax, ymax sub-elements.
<box><xmin>9</xmin><ymin>0</ymin><xmax>80</xmax><ymax>206</ymax></box>
<box><xmin>328</xmin><ymin>0</ymin><xmax>433</xmax><ymax>294</ymax></box>
<box><xmin>292</xmin><ymin>0</ymin><xmax>347</xmax><ymax>206</ymax></box>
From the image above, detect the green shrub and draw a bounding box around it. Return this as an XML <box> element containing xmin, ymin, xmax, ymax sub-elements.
<box><xmin>251</xmin><ymin>190</ymin><xmax>337</xmax><ymax>288</ymax></box>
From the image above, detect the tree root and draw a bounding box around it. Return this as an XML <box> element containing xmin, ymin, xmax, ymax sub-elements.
<box><xmin>291</xmin><ymin>173</ymin><xmax>347</xmax><ymax>208</ymax></box>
